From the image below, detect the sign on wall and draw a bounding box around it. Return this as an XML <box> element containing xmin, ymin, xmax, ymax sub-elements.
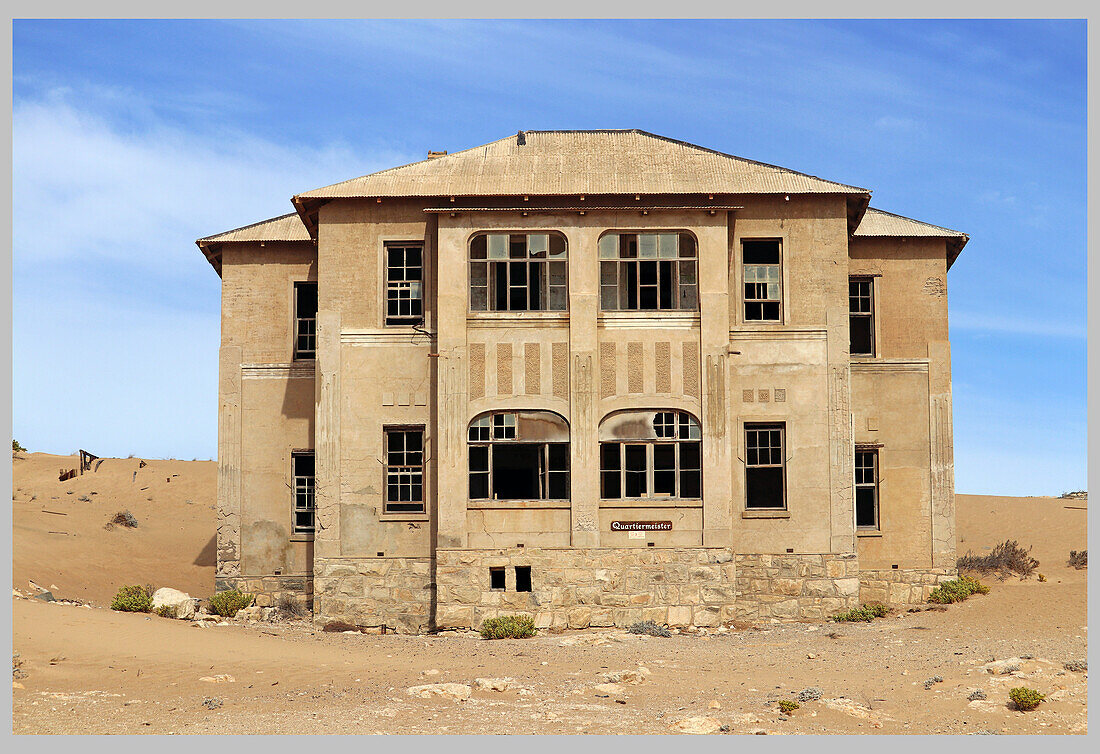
<box><xmin>610</xmin><ymin>521</ymin><xmax>673</xmax><ymax>532</ymax></box>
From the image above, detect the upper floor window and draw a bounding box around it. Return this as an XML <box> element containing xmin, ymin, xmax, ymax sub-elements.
<box><xmin>468</xmin><ymin>411</ymin><xmax>569</xmax><ymax>500</ymax></box>
<box><xmin>385</xmin><ymin>243</ymin><xmax>424</xmax><ymax>325</ymax></box>
<box><xmin>742</xmin><ymin>239</ymin><xmax>782</xmax><ymax>322</ymax></box>
<box><xmin>293</xmin><ymin>282</ymin><xmax>317</xmax><ymax>360</ymax></box>
<box><xmin>469</xmin><ymin>232</ymin><xmax>567</xmax><ymax>312</ymax></box>
<box><xmin>745</xmin><ymin>422</ymin><xmax>785</xmax><ymax>509</ymax></box>
<box><xmin>599</xmin><ymin>232</ymin><xmax>698</xmax><ymax>311</ymax></box>
<box><xmin>849</xmin><ymin>277</ymin><xmax>875</xmax><ymax>356</ymax></box>
<box><xmin>291</xmin><ymin>451</ymin><xmax>315</xmax><ymax>533</ymax></box>
<box><xmin>385</xmin><ymin>427</ymin><xmax>425</xmax><ymax>514</ymax></box>
<box><xmin>599</xmin><ymin>410</ymin><xmax>702</xmax><ymax>500</ymax></box>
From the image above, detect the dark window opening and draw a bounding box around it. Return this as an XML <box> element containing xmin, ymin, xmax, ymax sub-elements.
<box><xmin>489</xmin><ymin>567</ymin><xmax>506</xmax><ymax>591</ymax></box>
<box><xmin>742</xmin><ymin>239</ymin><xmax>782</xmax><ymax>322</ymax></box>
<box><xmin>745</xmin><ymin>423</ymin><xmax>785</xmax><ymax>509</ymax></box>
<box><xmin>598</xmin><ymin>232</ymin><xmax>697</xmax><ymax>311</ymax></box>
<box><xmin>849</xmin><ymin>278</ymin><xmax>874</xmax><ymax>356</ymax></box>
<box><xmin>470</xmin><ymin>233</ymin><xmax>567</xmax><ymax>312</ymax></box>
<box><xmin>600</xmin><ymin>410</ymin><xmax>702</xmax><ymax>500</ymax></box>
<box><xmin>291</xmin><ymin>451</ymin><xmax>315</xmax><ymax>533</ymax></box>
<box><xmin>293</xmin><ymin>282</ymin><xmax>317</xmax><ymax>360</ymax></box>
<box><xmin>855</xmin><ymin>449</ymin><xmax>879</xmax><ymax>529</ymax></box>
<box><xmin>384</xmin><ymin>428</ymin><xmax>425</xmax><ymax>514</ymax></box>
<box><xmin>385</xmin><ymin>243</ymin><xmax>424</xmax><ymax>325</ymax></box>
<box><xmin>468</xmin><ymin>413</ymin><xmax>569</xmax><ymax>501</ymax></box>
<box><xmin>514</xmin><ymin>566</ymin><xmax>532</xmax><ymax>592</ymax></box>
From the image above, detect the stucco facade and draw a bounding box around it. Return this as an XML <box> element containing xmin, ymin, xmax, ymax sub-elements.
<box><xmin>198</xmin><ymin>130</ymin><xmax>968</xmax><ymax>630</ymax></box>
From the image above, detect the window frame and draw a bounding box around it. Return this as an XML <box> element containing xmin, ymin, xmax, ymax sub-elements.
<box><xmin>384</xmin><ymin>241</ymin><xmax>425</xmax><ymax>327</ymax></box>
<box><xmin>467</xmin><ymin>411</ymin><xmax>570</xmax><ymax>502</ymax></box>
<box><xmin>855</xmin><ymin>447</ymin><xmax>880</xmax><ymax>530</ymax></box>
<box><xmin>741</xmin><ymin>238</ymin><xmax>783</xmax><ymax>323</ymax></box>
<box><xmin>849</xmin><ymin>276</ymin><xmax>876</xmax><ymax>356</ymax></box>
<box><xmin>383</xmin><ymin>426</ymin><xmax>426</xmax><ymax>515</ymax></box>
<box><xmin>597</xmin><ymin>231</ymin><xmax>699</xmax><ymax>312</ymax></box>
<box><xmin>468</xmin><ymin>231</ymin><xmax>568</xmax><ymax>313</ymax></box>
<box><xmin>292</xmin><ymin>281</ymin><xmax>317</xmax><ymax>361</ymax></box>
<box><xmin>290</xmin><ymin>450</ymin><xmax>316</xmax><ymax>535</ymax></box>
<box><xmin>744</xmin><ymin>422</ymin><xmax>787</xmax><ymax>510</ymax></box>
<box><xmin>599</xmin><ymin>410</ymin><xmax>702</xmax><ymax>502</ymax></box>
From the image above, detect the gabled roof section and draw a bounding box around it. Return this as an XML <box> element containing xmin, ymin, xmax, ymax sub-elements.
<box><xmin>196</xmin><ymin>213</ymin><xmax>311</xmax><ymax>276</ymax></box>
<box><xmin>854</xmin><ymin>207</ymin><xmax>969</xmax><ymax>269</ymax></box>
<box><xmin>294</xmin><ymin>130</ymin><xmax>871</xmax><ymax>201</ymax></box>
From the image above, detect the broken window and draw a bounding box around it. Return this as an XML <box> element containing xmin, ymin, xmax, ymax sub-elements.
<box><xmin>467</xmin><ymin>411</ymin><xmax>570</xmax><ymax>500</ymax></box>
<box><xmin>291</xmin><ymin>451</ymin><xmax>315</xmax><ymax>533</ymax></box>
<box><xmin>742</xmin><ymin>239</ymin><xmax>782</xmax><ymax>322</ymax></box>
<box><xmin>855</xmin><ymin>448</ymin><xmax>879</xmax><ymax>529</ymax></box>
<box><xmin>384</xmin><ymin>428</ymin><xmax>425</xmax><ymax>514</ymax></box>
<box><xmin>745</xmin><ymin>423</ymin><xmax>785</xmax><ymax>509</ymax></box>
<box><xmin>489</xmin><ymin>567</ymin><xmax>506</xmax><ymax>590</ymax></box>
<box><xmin>599</xmin><ymin>410</ymin><xmax>702</xmax><ymax>500</ymax></box>
<box><xmin>849</xmin><ymin>277</ymin><xmax>875</xmax><ymax>356</ymax></box>
<box><xmin>385</xmin><ymin>243</ymin><xmax>424</xmax><ymax>325</ymax></box>
<box><xmin>598</xmin><ymin>232</ymin><xmax>698</xmax><ymax>311</ymax></box>
<box><xmin>469</xmin><ymin>233</ymin><xmax>567</xmax><ymax>311</ymax></box>
<box><xmin>293</xmin><ymin>282</ymin><xmax>317</xmax><ymax>360</ymax></box>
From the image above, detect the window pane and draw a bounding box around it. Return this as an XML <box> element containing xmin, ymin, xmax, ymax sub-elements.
<box><xmin>601</xmin><ymin>443</ymin><xmax>621</xmax><ymax>471</ymax></box>
<box><xmin>680</xmin><ymin>469</ymin><xmax>701</xmax><ymax>498</ymax></box>
<box><xmin>469</xmin><ymin>445</ymin><xmax>489</xmax><ymax>472</ymax></box>
<box><xmin>658</xmin><ymin>233</ymin><xmax>678</xmax><ymax>258</ymax></box>
<box><xmin>850</xmin><ymin>315</ymin><xmax>873</xmax><ymax>355</ymax></box>
<box><xmin>488</xmin><ymin>234</ymin><xmax>508</xmax><ymax>259</ymax></box>
<box><xmin>470</xmin><ymin>234</ymin><xmax>487</xmax><ymax>259</ymax></box>
<box><xmin>746</xmin><ymin>466</ymin><xmax>784</xmax><ymax>508</ymax></box>
<box><xmin>548</xmin><ymin>471</ymin><xmax>569</xmax><ymax>499</ymax></box>
<box><xmin>601</xmin><ymin>284</ymin><xmax>619</xmax><ymax>310</ymax></box>
<box><xmin>469</xmin><ymin>472</ymin><xmax>489</xmax><ymax>499</ymax></box>
<box><xmin>680</xmin><ymin>441</ymin><xmax>701</xmax><ymax>471</ymax></box>
<box><xmin>856</xmin><ymin>487</ymin><xmax>877</xmax><ymax>527</ymax></box>
<box><xmin>549</xmin><ymin>234</ymin><xmax>567</xmax><ymax>259</ymax></box>
<box><xmin>528</xmin><ymin>234</ymin><xmax>549</xmax><ymax>258</ymax></box>
<box><xmin>624</xmin><ymin>445</ymin><xmax>647</xmax><ymax>497</ymax></box>
<box><xmin>678</xmin><ymin>233</ymin><xmax>696</xmax><ymax>257</ymax></box>
<box><xmin>599</xmin><ymin>234</ymin><xmax>618</xmax><ymax>259</ymax></box>
<box><xmin>509</xmin><ymin>236</ymin><xmax>527</xmax><ymax>259</ymax></box>
<box><xmin>548</xmin><ymin>443</ymin><xmax>569</xmax><ymax>471</ymax></box>
<box><xmin>653</xmin><ymin>444</ymin><xmax>676</xmax><ymax>496</ymax></box>
<box><xmin>743</xmin><ymin>239</ymin><xmax>780</xmax><ymax>265</ymax></box>
<box><xmin>639</xmin><ymin>234</ymin><xmax>659</xmax><ymax>259</ymax></box>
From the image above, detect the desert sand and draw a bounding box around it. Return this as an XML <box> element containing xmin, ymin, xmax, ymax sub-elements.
<box><xmin>10</xmin><ymin>452</ymin><xmax>1088</xmax><ymax>734</ymax></box>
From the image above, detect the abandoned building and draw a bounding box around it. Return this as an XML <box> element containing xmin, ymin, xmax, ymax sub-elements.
<box><xmin>197</xmin><ymin>130</ymin><xmax>968</xmax><ymax>632</ymax></box>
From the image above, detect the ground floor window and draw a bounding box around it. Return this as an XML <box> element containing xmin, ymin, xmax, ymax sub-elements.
<box><xmin>599</xmin><ymin>410</ymin><xmax>701</xmax><ymax>500</ymax></box>
<box><xmin>468</xmin><ymin>411</ymin><xmax>570</xmax><ymax>501</ymax></box>
<box><xmin>745</xmin><ymin>423</ymin><xmax>785</xmax><ymax>509</ymax></box>
<box><xmin>291</xmin><ymin>451</ymin><xmax>315</xmax><ymax>533</ymax></box>
<box><xmin>385</xmin><ymin>428</ymin><xmax>425</xmax><ymax>514</ymax></box>
<box><xmin>855</xmin><ymin>448</ymin><xmax>879</xmax><ymax>529</ymax></box>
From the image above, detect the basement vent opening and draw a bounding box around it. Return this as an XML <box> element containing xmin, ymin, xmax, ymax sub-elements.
<box><xmin>786</xmin><ymin>548</ymin><xmax>794</xmax><ymax>554</ymax></box>
<box><xmin>892</xmin><ymin>564</ymin><xmax>900</xmax><ymax>570</ymax></box>
<box><xmin>377</xmin><ymin>552</ymin><xmax>384</xmax><ymax>557</ymax></box>
<box><xmin>647</xmin><ymin>542</ymin><xmax>655</xmax><ymax>547</ymax></box>
<box><xmin>490</xmin><ymin>567</ymin><xmax>506</xmax><ymax>591</ymax></box>
<box><xmin>515</xmin><ymin>566</ymin><xmax>532</xmax><ymax>592</ymax></box>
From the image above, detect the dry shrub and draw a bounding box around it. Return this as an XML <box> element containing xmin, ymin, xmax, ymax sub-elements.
<box><xmin>1067</xmin><ymin>550</ymin><xmax>1087</xmax><ymax>569</ymax></box>
<box><xmin>109</xmin><ymin>510</ymin><xmax>139</xmax><ymax>528</ymax></box>
<box><xmin>275</xmin><ymin>593</ymin><xmax>309</xmax><ymax>619</ymax></box>
<box><xmin>957</xmin><ymin>540</ymin><xmax>1038</xmax><ymax>580</ymax></box>
<box><xmin>479</xmin><ymin>615</ymin><xmax>536</xmax><ymax>639</ymax></box>
<box><xmin>627</xmin><ymin>620</ymin><xmax>672</xmax><ymax>637</ymax></box>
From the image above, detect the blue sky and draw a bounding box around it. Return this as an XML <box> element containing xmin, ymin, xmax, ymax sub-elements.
<box><xmin>12</xmin><ymin>19</ymin><xmax>1086</xmax><ymax>495</ymax></box>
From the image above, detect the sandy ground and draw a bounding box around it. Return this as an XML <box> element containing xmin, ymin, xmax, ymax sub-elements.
<box><xmin>10</xmin><ymin>453</ymin><xmax>1088</xmax><ymax>734</ymax></box>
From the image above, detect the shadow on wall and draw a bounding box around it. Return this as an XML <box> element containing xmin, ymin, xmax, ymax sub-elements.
<box><xmin>194</xmin><ymin>533</ymin><xmax>217</xmax><ymax>568</ymax></box>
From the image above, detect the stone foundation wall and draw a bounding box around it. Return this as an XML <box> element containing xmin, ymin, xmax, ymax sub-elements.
<box><xmin>859</xmin><ymin>568</ymin><xmax>958</xmax><ymax>605</ymax></box>
<box><xmin>312</xmin><ymin>557</ymin><xmax>431</xmax><ymax>633</ymax></box>
<box><xmin>435</xmin><ymin>547</ymin><xmax>737</xmax><ymax>631</ymax></box>
<box><xmin>733</xmin><ymin>553</ymin><xmax>860</xmax><ymax>620</ymax></box>
<box><xmin>215</xmin><ymin>575</ymin><xmax>313</xmax><ymax>610</ymax></box>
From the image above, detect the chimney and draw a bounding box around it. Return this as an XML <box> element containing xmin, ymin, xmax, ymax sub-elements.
<box><xmin>426</xmin><ymin>150</ymin><xmax>447</xmax><ymax>159</ymax></box>
<box><xmin>516</xmin><ymin>130</ymin><xmax>526</xmax><ymax>146</ymax></box>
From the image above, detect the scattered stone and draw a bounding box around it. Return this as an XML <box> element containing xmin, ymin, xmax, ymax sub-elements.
<box><xmin>708</xmin><ymin>699</ymin><xmax>722</xmax><ymax>710</ymax></box>
<box><xmin>13</xmin><ymin>681</ymin><xmax>24</xmax><ymax>690</ymax></box>
<box><xmin>592</xmin><ymin>683</ymin><xmax>624</xmax><ymax>695</ymax></box>
<box><xmin>968</xmin><ymin>689</ymin><xmax>987</xmax><ymax>701</ymax></box>
<box><xmin>797</xmin><ymin>687</ymin><xmax>822</xmax><ymax>702</ymax></box>
<box><xmin>924</xmin><ymin>676</ymin><xmax>944</xmax><ymax>689</ymax></box>
<box><xmin>1063</xmin><ymin>659</ymin><xmax>1087</xmax><ymax>673</ymax></box>
<box><xmin>32</xmin><ymin>591</ymin><xmax>55</xmax><ymax>603</ymax></box>
<box><xmin>419</xmin><ymin>669</ymin><xmax>440</xmax><ymax>677</ymax></box>
<box><xmin>670</xmin><ymin>716</ymin><xmax>721</xmax><ymax>734</ymax></box>
<box><xmin>983</xmin><ymin>658</ymin><xmax>1025</xmax><ymax>675</ymax></box>
<box><xmin>601</xmin><ymin>667</ymin><xmax>650</xmax><ymax>685</ymax></box>
<box><xmin>109</xmin><ymin>510</ymin><xmax>138</xmax><ymax>528</ymax></box>
<box><xmin>405</xmin><ymin>683</ymin><xmax>472</xmax><ymax>701</ymax></box>
<box><xmin>806</xmin><ymin>653</ymin><xmax>817</xmax><ymax>659</ymax></box>
<box><xmin>202</xmin><ymin>697</ymin><xmax>223</xmax><ymax>709</ymax></box>
<box><xmin>474</xmin><ymin>677</ymin><xmax>516</xmax><ymax>692</ymax></box>
<box><xmin>151</xmin><ymin>588</ymin><xmax>196</xmax><ymax>620</ymax></box>
<box><xmin>198</xmin><ymin>675</ymin><xmax>236</xmax><ymax>684</ymax></box>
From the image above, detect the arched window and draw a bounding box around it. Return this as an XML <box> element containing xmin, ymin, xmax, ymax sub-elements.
<box><xmin>599</xmin><ymin>410</ymin><xmax>701</xmax><ymax>500</ymax></box>
<box><xmin>598</xmin><ymin>231</ymin><xmax>697</xmax><ymax>311</ymax></box>
<box><xmin>469</xmin><ymin>232</ymin><xmax>568</xmax><ymax>312</ymax></box>
<box><xmin>468</xmin><ymin>411</ymin><xmax>570</xmax><ymax>500</ymax></box>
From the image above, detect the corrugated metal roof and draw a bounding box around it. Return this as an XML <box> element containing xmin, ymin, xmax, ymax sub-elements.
<box><xmin>295</xmin><ymin>130</ymin><xmax>870</xmax><ymax>199</ymax></box>
<box><xmin>197</xmin><ymin>212</ymin><xmax>310</xmax><ymax>245</ymax></box>
<box><xmin>854</xmin><ymin>207</ymin><xmax>967</xmax><ymax>238</ymax></box>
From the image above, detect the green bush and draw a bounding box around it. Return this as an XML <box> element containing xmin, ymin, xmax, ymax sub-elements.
<box><xmin>208</xmin><ymin>589</ymin><xmax>254</xmax><ymax>617</ymax></box>
<box><xmin>1008</xmin><ymin>687</ymin><xmax>1045</xmax><ymax>711</ymax></box>
<box><xmin>928</xmin><ymin>575</ymin><xmax>990</xmax><ymax>604</ymax></box>
<box><xmin>154</xmin><ymin>605</ymin><xmax>177</xmax><ymax>618</ymax></box>
<box><xmin>832</xmin><ymin>603</ymin><xmax>889</xmax><ymax>622</ymax></box>
<box><xmin>479</xmin><ymin>614</ymin><xmax>536</xmax><ymax>639</ymax></box>
<box><xmin>12</xmin><ymin>439</ymin><xmax>26</xmax><ymax>452</ymax></box>
<box><xmin>111</xmin><ymin>585</ymin><xmax>153</xmax><ymax>612</ymax></box>
<box><xmin>777</xmin><ymin>700</ymin><xmax>800</xmax><ymax>713</ymax></box>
